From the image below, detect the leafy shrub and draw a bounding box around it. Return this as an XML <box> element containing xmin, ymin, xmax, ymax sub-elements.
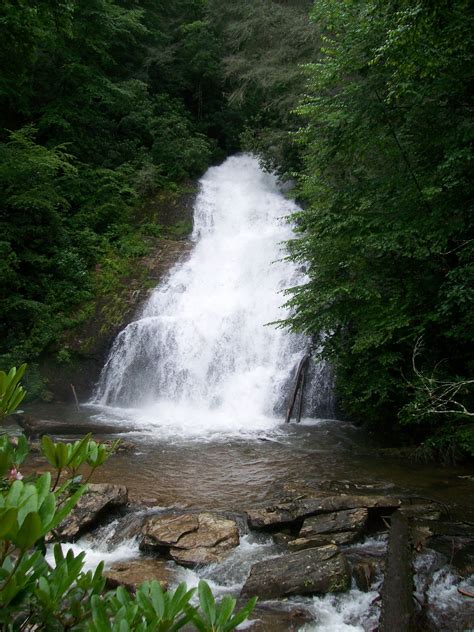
<box><xmin>0</xmin><ymin>364</ymin><xmax>27</xmax><ymax>421</ymax></box>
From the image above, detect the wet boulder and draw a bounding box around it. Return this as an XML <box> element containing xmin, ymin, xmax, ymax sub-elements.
<box><xmin>345</xmin><ymin>546</ymin><xmax>385</xmax><ymax>592</ymax></box>
<box><xmin>13</xmin><ymin>414</ymin><xmax>136</xmax><ymax>438</ymax></box>
<box><xmin>55</xmin><ymin>483</ymin><xmax>128</xmax><ymax>540</ymax></box>
<box><xmin>287</xmin><ymin>508</ymin><xmax>369</xmax><ymax>551</ymax></box>
<box><xmin>248</xmin><ymin>603</ymin><xmax>314</xmax><ymax>631</ymax></box>
<box><xmin>272</xmin><ymin>532</ymin><xmax>296</xmax><ymax>547</ymax></box>
<box><xmin>399</xmin><ymin>501</ymin><xmax>443</xmax><ymax>522</ymax></box>
<box><xmin>241</xmin><ymin>544</ymin><xmax>351</xmax><ymax>599</ymax></box>
<box><xmin>299</xmin><ymin>507</ymin><xmax>369</xmax><ymax>535</ymax></box>
<box><xmin>246</xmin><ymin>495</ymin><xmax>400</xmax><ymax>530</ymax></box>
<box><xmin>288</xmin><ymin>530</ymin><xmax>360</xmax><ymax>550</ymax></box>
<box><xmin>104</xmin><ymin>558</ymin><xmax>171</xmax><ymax>592</ymax></box>
<box><xmin>429</xmin><ymin>536</ymin><xmax>474</xmax><ymax>576</ymax></box>
<box><xmin>140</xmin><ymin>512</ymin><xmax>239</xmax><ymax>567</ymax></box>
<box><xmin>351</xmin><ymin>559</ymin><xmax>379</xmax><ymax>592</ymax></box>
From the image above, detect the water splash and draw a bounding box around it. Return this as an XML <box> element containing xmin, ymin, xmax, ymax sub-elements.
<box><xmin>94</xmin><ymin>155</ymin><xmax>331</xmax><ymax>436</ymax></box>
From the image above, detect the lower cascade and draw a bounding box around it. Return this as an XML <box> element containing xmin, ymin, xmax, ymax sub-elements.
<box><xmin>94</xmin><ymin>154</ymin><xmax>332</xmax><ymax>435</ymax></box>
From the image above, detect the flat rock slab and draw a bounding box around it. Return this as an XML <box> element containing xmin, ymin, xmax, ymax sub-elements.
<box><xmin>288</xmin><ymin>530</ymin><xmax>359</xmax><ymax>551</ymax></box>
<box><xmin>14</xmin><ymin>414</ymin><xmax>137</xmax><ymax>438</ymax></box>
<box><xmin>104</xmin><ymin>558</ymin><xmax>170</xmax><ymax>592</ymax></box>
<box><xmin>286</xmin><ymin>508</ymin><xmax>368</xmax><ymax>550</ymax></box>
<box><xmin>241</xmin><ymin>544</ymin><xmax>351</xmax><ymax>599</ymax></box>
<box><xmin>55</xmin><ymin>483</ymin><xmax>128</xmax><ymax>540</ymax></box>
<box><xmin>140</xmin><ymin>512</ymin><xmax>239</xmax><ymax>567</ymax></box>
<box><xmin>300</xmin><ymin>508</ymin><xmax>368</xmax><ymax>536</ymax></box>
<box><xmin>398</xmin><ymin>502</ymin><xmax>442</xmax><ymax>522</ymax></box>
<box><xmin>246</xmin><ymin>495</ymin><xmax>400</xmax><ymax>529</ymax></box>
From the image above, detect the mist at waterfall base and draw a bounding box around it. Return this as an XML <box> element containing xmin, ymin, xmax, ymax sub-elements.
<box><xmin>92</xmin><ymin>155</ymin><xmax>332</xmax><ymax>439</ymax></box>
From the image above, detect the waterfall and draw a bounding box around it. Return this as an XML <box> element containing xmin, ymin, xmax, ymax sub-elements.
<box><xmin>94</xmin><ymin>155</ymin><xmax>332</xmax><ymax>436</ymax></box>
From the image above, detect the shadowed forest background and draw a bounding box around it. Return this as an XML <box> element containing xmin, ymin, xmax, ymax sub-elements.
<box><xmin>1</xmin><ymin>0</ymin><xmax>473</xmax><ymax>458</ymax></box>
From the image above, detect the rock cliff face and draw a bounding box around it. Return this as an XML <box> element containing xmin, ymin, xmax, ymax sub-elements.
<box><xmin>39</xmin><ymin>184</ymin><xmax>197</xmax><ymax>402</ymax></box>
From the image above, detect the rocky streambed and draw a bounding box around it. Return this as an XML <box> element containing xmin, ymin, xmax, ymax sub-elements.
<box><xmin>46</xmin><ymin>479</ymin><xmax>474</xmax><ymax>630</ymax></box>
<box><xmin>19</xmin><ymin>409</ymin><xmax>474</xmax><ymax>630</ymax></box>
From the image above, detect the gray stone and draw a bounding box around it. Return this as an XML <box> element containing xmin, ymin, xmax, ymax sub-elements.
<box><xmin>399</xmin><ymin>502</ymin><xmax>442</xmax><ymax>522</ymax></box>
<box><xmin>272</xmin><ymin>532</ymin><xmax>296</xmax><ymax>546</ymax></box>
<box><xmin>288</xmin><ymin>531</ymin><xmax>359</xmax><ymax>551</ymax></box>
<box><xmin>352</xmin><ymin>560</ymin><xmax>379</xmax><ymax>592</ymax></box>
<box><xmin>246</xmin><ymin>495</ymin><xmax>400</xmax><ymax>530</ymax></box>
<box><xmin>55</xmin><ymin>483</ymin><xmax>128</xmax><ymax>540</ymax></box>
<box><xmin>300</xmin><ymin>508</ymin><xmax>368</xmax><ymax>536</ymax></box>
<box><xmin>241</xmin><ymin>545</ymin><xmax>351</xmax><ymax>599</ymax></box>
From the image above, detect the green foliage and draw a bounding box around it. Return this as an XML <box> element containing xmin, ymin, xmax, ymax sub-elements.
<box><xmin>0</xmin><ymin>364</ymin><xmax>27</xmax><ymax>421</ymax></box>
<box><xmin>286</xmin><ymin>0</ymin><xmax>474</xmax><ymax>455</ymax></box>
<box><xmin>90</xmin><ymin>580</ymin><xmax>196</xmax><ymax>631</ymax></box>
<box><xmin>193</xmin><ymin>580</ymin><xmax>258</xmax><ymax>632</ymax></box>
<box><xmin>208</xmin><ymin>0</ymin><xmax>321</xmax><ymax>172</ymax></box>
<box><xmin>0</xmin><ymin>434</ymin><xmax>28</xmax><ymax>479</ymax></box>
<box><xmin>0</xmin><ymin>0</ymin><xmax>238</xmax><ymax>367</ymax></box>
<box><xmin>89</xmin><ymin>579</ymin><xmax>258</xmax><ymax>632</ymax></box>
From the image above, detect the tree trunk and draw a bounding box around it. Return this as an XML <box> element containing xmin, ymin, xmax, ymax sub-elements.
<box><xmin>380</xmin><ymin>511</ymin><xmax>415</xmax><ymax>632</ymax></box>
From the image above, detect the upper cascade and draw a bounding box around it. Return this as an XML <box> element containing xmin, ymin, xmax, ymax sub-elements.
<box><xmin>94</xmin><ymin>154</ymin><xmax>331</xmax><ymax>436</ymax></box>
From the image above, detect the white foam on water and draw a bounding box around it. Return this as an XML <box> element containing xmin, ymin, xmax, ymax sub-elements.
<box><xmin>425</xmin><ymin>567</ymin><xmax>474</xmax><ymax>630</ymax></box>
<box><xmin>300</xmin><ymin>587</ymin><xmax>380</xmax><ymax>632</ymax></box>
<box><xmin>172</xmin><ymin>533</ymin><xmax>279</xmax><ymax>595</ymax></box>
<box><xmin>46</xmin><ymin>520</ymin><xmax>140</xmax><ymax>573</ymax></box>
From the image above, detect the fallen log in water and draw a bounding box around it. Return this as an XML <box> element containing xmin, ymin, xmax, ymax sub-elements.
<box><xmin>380</xmin><ymin>511</ymin><xmax>415</xmax><ymax>631</ymax></box>
<box><xmin>285</xmin><ymin>353</ymin><xmax>310</xmax><ymax>423</ymax></box>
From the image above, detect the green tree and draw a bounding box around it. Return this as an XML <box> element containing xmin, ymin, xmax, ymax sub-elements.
<box><xmin>207</xmin><ymin>0</ymin><xmax>320</xmax><ymax>172</ymax></box>
<box><xmin>287</xmin><ymin>0</ymin><xmax>474</xmax><ymax>456</ymax></box>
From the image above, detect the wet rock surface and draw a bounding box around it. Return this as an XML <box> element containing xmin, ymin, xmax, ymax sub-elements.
<box><xmin>14</xmin><ymin>414</ymin><xmax>138</xmax><ymax>440</ymax></box>
<box><xmin>351</xmin><ymin>558</ymin><xmax>380</xmax><ymax>592</ymax></box>
<box><xmin>429</xmin><ymin>536</ymin><xmax>474</xmax><ymax>576</ymax></box>
<box><xmin>241</xmin><ymin>544</ymin><xmax>351</xmax><ymax>599</ymax></box>
<box><xmin>288</xmin><ymin>530</ymin><xmax>361</xmax><ymax>550</ymax></box>
<box><xmin>248</xmin><ymin>603</ymin><xmax>314</xmax><ymax>631</ymax></box>
<box><xmin>104</xmin><ymin>558</ymin><xmax>171</xmax><ymax>592</ymax></box>
<box><xmin>245</xmin><ymin>494</ymin><xmax>401</xmax><ymax>530</ymax></box>
<box><xmin>55</xmin><ymin>483</ymin><xmax>128</xmax><ymax>540</ymax></box>
<box><xmin>299</xmin><ymin>507</ymin><xmax>369</xmax><ymax>536</ymax></box>
<box><xmin>140</xmin><ymin>512</ymin><xmax>239</xmax><ymax>567</ymax></box>
<box><xmin>286</xmin><ymin>507</ymin><xmax>369</xmax><ymax>550</ymax></box>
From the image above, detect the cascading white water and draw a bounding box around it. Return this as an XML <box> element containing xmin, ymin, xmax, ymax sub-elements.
<box><xmin>94</xmin><ymin>154</ymin><xmax>329</xmax><ymax>437</ymax></box>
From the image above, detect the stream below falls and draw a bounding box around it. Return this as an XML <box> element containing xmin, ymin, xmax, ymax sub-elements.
<box><xmin>25</xmin><ymin>402</ymin><xmax>474</xmax><ymax>631</ymax></box>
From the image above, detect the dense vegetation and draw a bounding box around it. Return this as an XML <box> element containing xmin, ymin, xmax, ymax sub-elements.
<box><xmin>1</xmin><ymin>0</ymin><xmax>472</xmax><ymax>456</ymax></box>
<box><xmin>0</xmin><ymin>0</ymin><xmax>240</xmax><ymax>370</ymax></box>
<box><xmin>286</xmin><ymin>0</ymin><xmax>474</xmax><ymax>457</ymax></box>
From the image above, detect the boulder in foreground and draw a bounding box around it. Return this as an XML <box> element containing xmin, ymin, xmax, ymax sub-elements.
<box><xmin>55</xmin><ymin>483</ymin><xmax>128</xmax><ymax>540</ymax></box>
<box><xmin>140</xmin><ymin>512</ymin><xmax>239</xmax><ymax>566</ymax></box>
<box><xmin>241</xmin><ymin>544</ymin><xmax>351</xmax><ymax>599</ymax></box>
<box><xmin>104</xmin><ymin>558</ymin><xmax>170</xmax><ymax>592</ymax></box>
